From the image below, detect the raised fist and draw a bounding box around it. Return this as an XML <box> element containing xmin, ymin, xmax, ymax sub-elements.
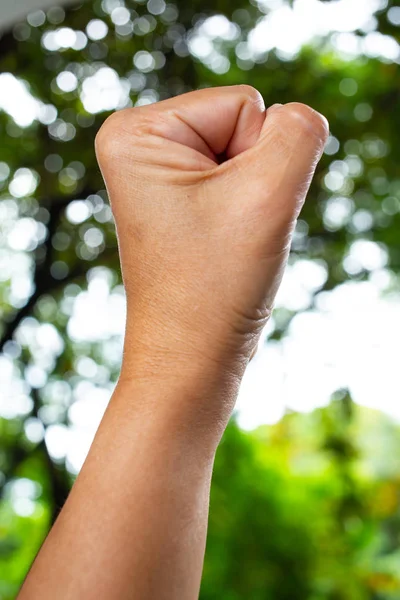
<box><xmin>95</xmin><ymin>85</ymin><xmax>328</xmax><ymax>391</ymax></box>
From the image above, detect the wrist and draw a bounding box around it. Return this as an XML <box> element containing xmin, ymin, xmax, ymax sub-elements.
<box><xmin>120</xmin><ymin>307</ymin><xmax>256</xmax><ymax>381</ymax></box>
<box><xmin>116</xmin><ymin>331</ymin><xmax>247</xmax><ymax>448</ymax></box>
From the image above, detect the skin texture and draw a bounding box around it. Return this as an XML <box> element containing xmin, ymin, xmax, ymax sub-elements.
<box><xmin>18</xmin><ymin>85</ymin><xmax>328</xmax><ymax>600</ymax></box>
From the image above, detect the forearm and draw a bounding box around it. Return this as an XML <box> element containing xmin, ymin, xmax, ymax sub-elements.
<box><xmin>18</xmin><ymin>85</ymin><xmax>327</xmax><ymax>599</ymax></box>
<box><xmin>18</xmin><ymin>363</ymin><xmax>240</xmax><ymax>600</ymax></box>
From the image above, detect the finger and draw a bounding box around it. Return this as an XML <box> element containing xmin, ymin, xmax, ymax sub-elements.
<box><xmin>122</xmin><ymin>85</ymin><xmax>267</xmax><ymax>162</ymax></box>
<box><xmin>230</xmin><ymin>102</ymin><xmax>329</xmax><ymax>227</ymax></box>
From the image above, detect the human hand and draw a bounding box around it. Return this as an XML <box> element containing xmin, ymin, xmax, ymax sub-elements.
<box><xmin>95</xmin><ymin>85</ymin><xmax>328</xmax><ymax>415</ymax></box>
<box><xmin>19</xmin><ymin>86</ymin><xmax>328</xmax><ymax>600</ymax></box>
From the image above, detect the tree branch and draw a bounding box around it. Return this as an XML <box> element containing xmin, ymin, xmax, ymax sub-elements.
<box><xmin>0</xmin><ymin>29</ymin><xmax>18</xmax><ymax>59</ymax></box>
<box><xmin>0</xmin><ymin>187</ymin><xmax>110</xmax><ymax>351</ymax></box>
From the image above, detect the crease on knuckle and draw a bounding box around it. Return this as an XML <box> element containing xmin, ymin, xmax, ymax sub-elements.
<box><xmin>131</xmin><ymin>113</ymin><xmax>163</xmax><ymax>138</ymax></box>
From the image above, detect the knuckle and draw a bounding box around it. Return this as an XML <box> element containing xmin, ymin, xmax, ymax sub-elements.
<box><xmin>238</xmin><ymin>84</ymin><xmax>264</xmax><ymax>107</ymax></box>
<box><xmin>95</xmin><ymin>110</ymin><xmax>127</xmax><ymax>161</ymax></box>
<box><xmin>280</xmin><ymin>102</ymin><xmax>329</xmax><ymax>143</ymax></box>
<box><xmin>95</xmin><ymin>108</ymin><xmax>163</xmax><ymax>159</ymax></box>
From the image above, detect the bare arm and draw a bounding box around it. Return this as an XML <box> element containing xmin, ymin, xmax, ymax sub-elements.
<box><xmin>18</xmin><ymin>85</ymin><xmax>328</xmax><ymax>600</ymax></box>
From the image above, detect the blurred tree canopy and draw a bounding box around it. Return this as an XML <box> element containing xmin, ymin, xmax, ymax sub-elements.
<box><xmin>0</xmin><ymin>0</ymin><xmax>400</xmax><ymax>597</ymax></box>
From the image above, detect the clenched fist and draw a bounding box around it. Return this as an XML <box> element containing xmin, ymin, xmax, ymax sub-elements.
<box><xmin>19</xmin><ymin>85</ymin><xmax>329</xmax><ymax>600</ymax></box>
<box><xmin>95</xmin><ymin>85</ymin><xmax>328</xmax><ymax>420</ymax></box>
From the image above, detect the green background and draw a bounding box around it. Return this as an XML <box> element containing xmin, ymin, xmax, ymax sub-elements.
<box><xmin>1</xmin><ymin>0</ymin><xmax>400</xmax><ymax>597</ymax></box>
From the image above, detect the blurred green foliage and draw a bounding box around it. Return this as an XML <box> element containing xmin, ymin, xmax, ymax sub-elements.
<box><xmin>0</xmin><ymin>0</ymin><xmax>400</xmax><ymax>597</ymax></box>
